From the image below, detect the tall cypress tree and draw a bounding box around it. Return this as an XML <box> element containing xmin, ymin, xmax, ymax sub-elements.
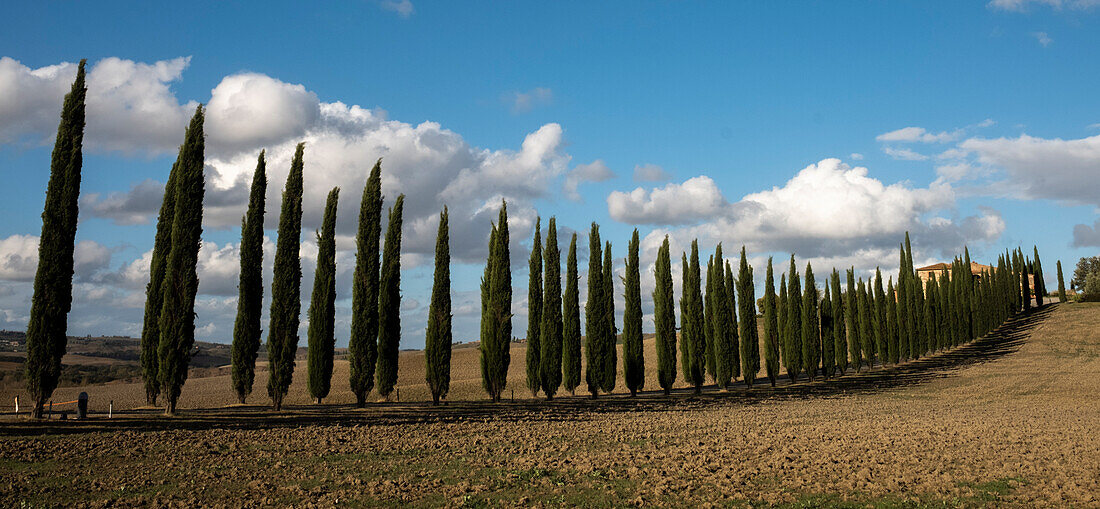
<box><xmin>927</xmin><ymin>274</ymin><xmax>940</xmax><ymax>351</ymax></box>
<box><xmin>785</xmin><ymin>256</ymin><xmax>802</xmax><ymax>381</ymax></box>
<box><xmin>738</xmin><ymin>248</ymin><xmax>759</xmax><ymax>386</ymax></box>
<box><xmin>1033</xmin><ymin>246</ymin><xmax>1046</xmax><ymax>307</ymax></box>
<box><xmin>704</xmin><ymin>256</ymin><xmax>717</xmax><ymax>382</ymax></box>
<box><xmin>584</xmin><ymin>224</ymin><xmax>604</xmax><ymax>398</ymax></box>
<box><xmin>525</xmin><ymin>218</ymin><xmax>543</xmax><ymax>396</ymax></box>
<box><xmin>1021</xmin><ymin>255</ymin><xmax>1032</xmax><ymax>313</ymax></box>
<box><xmin>142</xmin><ymin>156</ymin><xmax>179</xmax><ymax>406</ymax></box>
<box><xmin>845</xmin><ymin>269</ymin><xmax>860</xmax><ymax>372</ymax></box>
<box><xmin>682</xmin><ymin>242</ymin><xmax>707</xmax><ymax>393</ymax></box>
<box><xmin>266</xmin><ymin>142</ymin><xmax>305</xmax><ymax>412</ymax></box>
<box><xmin>231</xmin><ymin>151</ymin><xmax>267</xmax><ymax>404</ymax></box>
<box><xmin>896</xmin><ymin>244</ymin><xmax>911</xmax><ymax>362</ymax></box>
<box><xmin>307</xmin><ymin>188</ymin><xmax>339</xmax><ymax>404</ymax></box>
<box><xmin>562</xmin><ymin>233</ymin><xmax>582</xmax><ymax>394</ymax></box>
<box><xmin>622</xmin><ymin>229</ymin><xmax>644</xmax><ymax>396</ymax></box>
<box><xmin>709</xmin><ymin>246</ymin><xmax>733</xmax><ymax>389</ymax></box>
<box><xmin>778</xmin><ymin>274</ymin><xmax>789</xmax><ymax>376</ymax></box>
<box><xmin>653</xmin><ymin>236</ymin><xmax>676</xmax><ymax>394</ymax></box>
<box><xmin>156</xmin><ymin>106</ymin><xmax>206</xmax><ymax>415</ymax></box>
<box><xmin>348</xmin><ymin>159</ymin><xmax>383</xmax><ymax>406</ymax></box>
<box><xmin>762</xmin><ymin>258</ymin><xmax>780</xmax><ymax>386</ymax></box>
<box><xmin>726</xmin><ymin>261</ymin><xmax>741</xmax><ymax>382</ymax></box>
<box><xmin>25</xmin><ymin>60</ymin><xmax>86</xmax><ymax>419</ymax></box>
<box><xmin>820</xmin><ymin>285</ymin><xmax>834</xmax><ymax>378</ymax></box>
<box><xmin>857</xmin><ymin>279</ymin><xmax>873</xmax><ymax>370</ymax></box>
<box><xmin>376</xmin><ymin>195</ymin><xmax>405</xmax><ymax>399</ymax></box>
<box><xmin>425</xmin><ymin>207</ymin><xmax>451</xmax><ymax>405</ymax></box>
<box><xmin>540</xmin><ymin>218</ymin><xmax>563</xmax><ymax>399</ymax></box>
<box><xmin>831</xmin><ymin>269</ymin><xmax>846</xmax><ymax>375</ymax></box>
<box><xmin>873</xmin><ymin>269</ymin><xmax>887</xmax><ymax>363</ymax></box>
<box><xmin>1057</xmin><ymin>260</ymin><xmax>1067</xmax><ymax>303</ymax></box>
<box><xmin>601</xmin><ymin>241</ymin><xmax>616</xmax><ymax>393</ymax></box>
<box><xmin>802</xmin><ymin>263</ymin><xmax>820</xmax><ymax>381</ymax></box>
<box><xmin>886</xmin><ymin>278</ymin><xmax>899</xmax><ymax>364</ymax></box>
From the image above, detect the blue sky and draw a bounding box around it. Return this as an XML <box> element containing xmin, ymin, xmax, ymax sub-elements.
<box><xmin>2</xmin><ymin>1</ymin><xmax>1099</xmax><ymax>348</ymax></box>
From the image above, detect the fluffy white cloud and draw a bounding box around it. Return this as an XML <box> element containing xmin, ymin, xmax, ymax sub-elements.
<box><xmin>206</xmin><ymin>73</ymin><xmax>320</xmax><ymax>156</ymax></box>
<box><xmin>564</xmin><ymin>159</ymin><xmax>616</xmax><ymax>201</ymax></box>
<box><xmin>608</xmin><ymin>175</ymin><xmax>730</xmax><ymax>225</ymax></box>
<box><xmin>959</xmin><ymin>133</ymin><xmax>1100</xmax><ymax>206</ymax></box>
<box><xmin>0</xmin><ymin>234</ymin><xmax>111</xmax><ymax>282</ymax></box>
<box><xmin>633</xmin><ymin>163</ymin><xmax>671</xmax><ymax>182</ymax></box>
<box><xmin>1072</xmin><ymin>219</ymin><xmax>1100</xmax><ymax>247</ymax></box>
<box><xmin>876</xmin><ymin>127</ymin><xmax>960</xmax><ymax>144</ymax></box>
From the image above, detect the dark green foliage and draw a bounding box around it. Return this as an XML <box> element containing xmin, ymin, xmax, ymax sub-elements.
<box><xmin>778</xmin><ymin>274</ymin><xmax>789</xmax><ymax>376</ymax></box>
<box><xmin>142</xmin><ymin>155</ymin><xmax>178</xmax><ymax>406</ymax></box>
<box><xmin>708</xmin><ymin>246</ymin><xmax>734</xmax><ymax>389</ymax></box>
<box><xmin>601</xmin><ymin>241</ymin><xmax>616</xmax><ymax>393</ymax></box>
<box><xmin>1033</xmin><ymin>246</ymin><xmax>1045</xmax><ymax>307</ymax></box>
<box><xmin>425</xmin><ymin>208</ymin><xmax>451</xmax><ymax>404</ymax></box>
<box><xmin>762</xmin><ymin>258</ymin><xmax>780</xmax><ymax>386</ymax></box>
<box><xmin>622</xmin><ymin>229</ymin><xmax>644</xmax><ymax>396</ymax></box>
<box><xmin>886</xmin><ymin>279</ymin><xmax>899</xmax><ymax>364</ymax></box>
<box><xmin>266</xmin><ymin>142</ymin><xmax>305</xmax><ymax>412</ymax></box>
<box><xmin>231</xmin><ymin>151</ymin><xmax>267</xmax><ymax>404</ymax></box>
<box><xmin>704</xmin><ymin>256</ymin><xmax>716</xmax><ymax>382</ymax></box>
<box><xmin>801</xmin><ymin>263</ymin><xmax>819</xmax><ymax>381</ymax></box>
<box><xmin>562</xmin><ymin>233</ymin><xmax>581</xmax><ymax>394</ymax></box>
<box><xmin>540</xmin><ymin>218</ymin><xmax>563</xmax><ymax>399</ymax></box>
<box><xmin>830</xmin><ymin>270</ymin><xmax>846</xmax><ymax>375</ymax></box>
<box><xmin>653</xmin><ymin>236</ymin><xmax>676</xmax><ymax>394</ymax></box>
<box><xmin>25</xmin><ymin>60</ymin><xmax>86</xmax><ymax>418</ymax></box>
<box><xmin>737</xmin><ymin>248</ymin><xmax>759</xmax><ymax>387</ymax></box>
<box><xmin>349</xmin><ymin>159</ymin><xmax>383</xmax><ymax>406</ymax></box>
<box><xmin>584</xmin><ymin>225</ymin><xmax>604</xmax><ymax>397</ymax></box>
<box><xmin>927</xmin><ymin>274</ymin><xmax>941</xmax><ymax>351</ymax></box>
<box><xmin>1021</xmin><ymin>255</ymin><xmax>1031</xmax><ymax>312</ymax></box>
<box><xmin>480</xmin><ymin>201</ymin><xmax>512</xmax><ymax>401</ymax></box>
<box><xmin>856</xmin><ymin>279</ymin><xmax>874</xmax><ymax>369</ymax></box>
<box><xmin>1071</xmin><ymin>256</ymin><xmax>1100</xmax><ymax>291</ymax></box>
<box><xmin>1057</xmin><ymin>260</ymin><xmax>1067</xmax><ymax>303</ymax></box>
<box><xmin>725</xmin><ymin>262</ymin><xmax>741</xmax><ymax>382</ymax></box>
<box><xmin>376</xmin><ymin>195</ymin><xmax>405</xmax><ymax>399</ymax></box>
<box><xmin>784</xmin><ymin>257</ymin><xmax>802</xmax><ymax>381</ymax></box>
<box><xmin>845</xmin><ymin>270</ymin><xmax>860</xmax><ymax>372</ymax></box>
<box><xmin>873</xmin><ymin>269</ymin><xmax>887</xmax><ymax>363</ymax></box>
<box><xmin>681</xmin><ymin>242</ymin><xmax>706</xmax><ymax>393</ymax></box>
<box><xmin>307</xmin><ymin>188</ymin><xmax>339</xmax><ymax>404</ymax></box>
<box><xmin>896</xmin><ymin>244</ymin><xmax>910</xmax><ymax>362</ymax></box>
<box><xmin>156</xmin><ymin>107</ymin><xmax>206</xmax><ymax>415</ymax></box>
<box><xmin>525</xmin><ymin>218</ymin><xmax>543</xmax><ymax>396</ymax></box>
<box><xmin>820</xmin><ymin>285</ymin><xmax>834</xmax><ymax>378</ymax></box>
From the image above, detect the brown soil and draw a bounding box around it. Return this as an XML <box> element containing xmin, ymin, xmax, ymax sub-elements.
<box><xmin>1</xmin><ymin>303</ymin><xmax>1098</xmax><ymax>507</ymax></box>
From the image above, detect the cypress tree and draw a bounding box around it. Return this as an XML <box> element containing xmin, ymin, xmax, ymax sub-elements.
<box><xmin>820</xmin><ymin>285</ymin><xmax>834</xmax><ymax>378</ymax></box>
<box><xmin>873</xmin><ymin>269</ymin><xmax>887</xmax><ymax>363</ymax></box>
<box><xmin>425</xmin><ymin>207</ymin><xmax>451</xmax><ymax>405</ymax></box>
<box><xmin>704</xmin><ymin>256</ymin><xmax>717</xmax><ymax>382</ymax></box>
<box><xmin>622</xmin><ymin>229</ymin><xmax>644</xmax><ymax>396</ymax></box>
<box><xmin>830</xmin><ymin>269</ymin><xmax>846</xmax><ymax>375</ymax></box>
<box><xmin>927</xmin><ymin>274</ymin><xmax>940</xmax><ymax>351</ymax></box>
<box><xmin>738</xmin><ymin>248</ymin><xmax>759</xmax><ymax>387</ymax></box>
<box><xmin>540</xmin><ymin>218</ymin><xmax>563</xmax><ymax>399</ymax></box>
<box><xmin>1057</xmin><ymin>260</ymin><xmax>1067</xmax><ymax>303</ymax></box>
<box><xmin>845</xmin><ymin>269</ymin><xmax>861</xmax><ymax>372</ymax></box>
<box><xmin>230</xmin><ymin>151</ymin><xmax>267</xmax><ymax>404</ymax></box>
<box><xmin>1021</xmin><ymin>256</ymin><xmax>1032</xmax><ymax>313</ymax></box>
<box><xmin>376</xmin><ymin>195</ymin><xmax>405</xmax><ymax>399</ymax></box>
<box><xmin>762</xmin><ymin>258</ymin><xmax>780</xmax><ymax>386</ymax></box>
<box><xmin>525</xmin><ymin>218</ymin><xmax>543</xmax><ymax>396</ymax></box>
<box><xmin>601</xmin><ymin>241</ymin><xmax>616</xmax><ymax>393</ymax></box>
<box><xmin>563</xmin><ymin>233</ymin><xmax>582</xmax><ymax>394</ymax></box>
<box><xmin>1033</xmin><ymin>246</ymin><xmax>1045</xmax><ymax>307</ymax></box>
<box><xmin>348</xmin><ymin>159</ymin><xmax>383</xmax><ymax>406</ymax></box>
<box><xmin>307</xmin><ymin>188</ymin><xmax>339</xmax><ymax>404</ymax></box>
<box><xmin>801</xmin><ymin>263</ymin><xmax>820</xmax><ymax>381</ymax></box>
<box><xmin>683</xmin><ymin>241</ymin><xmax>707</xmax><ymax>393</ymax></box>
<box><xmin>726</xmin><ymin>262</ymin><xmax>741</xmax><ymax>380</ymax></box>
<box><xmin>266</xmin><ymin>142</ymin><xmax>305</xmax><ymax>412</ymax></box>
<box><xmin>479</xmin><ymin>226</ymin><xmax>497</xmax><ymax>397</ymax></box>
<box><xmin>584</xmin><ymin>224</ymin><xmax>604</xmax><ymax>398</ymax></box>
<box><xmin>886</xmin><ymin>278</ymin><xmax>899</xmax><ymax>364</ymax></box>
<box><xmin>709</xmin><ymin>246</ymin><xmax>733</xmax><ymax>389</ymax></box>
<box><xmin>142</xmin><ymin>156</ymin><xmax>179</xmax><ymax>406</ymax></box>
<box><xmin>914</xmin><ymin>275</ymin><xmax>928</xmax><ymax>355</ymax></box>
<box><xmin>484</xmin><ymin>201</ymin><xmax>512</xmax><ymax>401</ymax></box>
<box><xmin>857</xmin><ymin>279</ymin><xmax>874</xmax><ymax>369</ymax></box>
<box><xmin>778</xmin><ymin>274</ymin><xmax>789</xmax><ymax>377</ymax></box>
<box><xmin>653</xmin><ymin>236</ymin><xmax>676</xmax><ymax>394</ymax></box>
<box><xmin>156</xmin><ymin>106</ymin><xmax>206</xmax><ymax>415</ymax></box>
<box><xmin>896</xmin><ymin>244</ymin><xmax>910</xmax><ymax>362</ymax></box>
<box><xmin>24</xmin><ymin>60</ymin><xmax>86</xmax><ymax>418</ymax></box>
<box><xmin>785</xmin><ymin>256</ymin><xmax>802</xmax><ymax>381</ymax></box>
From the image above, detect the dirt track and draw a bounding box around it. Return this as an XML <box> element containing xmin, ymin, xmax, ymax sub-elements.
<box><xmin>2</xmin><ymin>303</ymin><xmax>1099</xmax><ymax>507</ymax></box>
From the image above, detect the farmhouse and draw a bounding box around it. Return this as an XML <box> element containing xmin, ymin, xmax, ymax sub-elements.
<box><xmin>916</xmin><ymin>261</ymin><xmax>1036</xmax><ymax>291</ymax></box>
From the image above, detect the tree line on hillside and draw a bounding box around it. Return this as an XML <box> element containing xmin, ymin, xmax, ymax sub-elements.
<box><xmin>21</xmin><ymin>68</ymin><xmax>1058</xmax><ymax>417</ymax></box>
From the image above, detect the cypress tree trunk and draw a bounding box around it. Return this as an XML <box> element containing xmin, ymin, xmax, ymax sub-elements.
<box><xmin>231</xmin><ymin>151</ymin><xmax>267</xmax><ymax>404</ymax></box>
<box><xmin>156</xmin><ymin>106</ymin><xmax>206</xmax><ymax>416</ymax></box>
<box><xmin>831</xmin><ymin>270</ymin><xmax>846</xmax><ymax>375</ymax></box>
<box><xmin>376</xmin><ymin>195</ymin><xmax>405</xmax><ymax>399</ymax></box>
<box><xmin>857</xmin><ymin>280</ymin><xmax>873</xmax><ymax>369</ymax></box>
<box><xmin>1057</xmin><ymin>260</ymin><xmax>1067</xmax><ymax>303</ymax></box>
<box><xmin>622</xmin><ymin>229</ymin><xmax>643</xmax><ymax>396</ymax></box>
<box><xmin>562</xmin><ymin>233</ymin><xmax>581</xmax><ymax>394</ymax></box>
<box><xmin>737</xmin><ymin>247</ymin><xmax>758</xmax><ymax>387</ymax></box>
<box><xmin>784</xmin><ymin>257</ymin><xmax>802</xmax><ymax>382</ymax></box>
<box><xmin>307</xmin><ymin>187</ymin><xmax>340</xmax><ymax>404</ymax></box>
<box><xmin>653</xmin><ymin>236</ymin><xmax>676</xmax><ymax>394</ymax></box>
<box><xmin>479</xmin><ymin>201</ymin><xmax>511</xmax><ymax>401</ymax></box>
<box><xmin>425</xmin><ymin>207</ymin><xmax>451</xmax><ymax>405</ymax></box>
<box><xmin>601</xmin><ymin>241</ymin><xmax>616</xmax><ymax>393</ymax></box>
<box><xmin>539</xmin><ymin>218</ymin><xmax>563</xmax><ymax>399</ymax></box>
<box><xmin>349</xmin><ymin>159</ymin><xmax>383</xmax><ymax>406</ymax></box>
<box><xmin>886</xmin><ymin>279</ymin><xmax>899</xmax><ymax>364</ymax></box>
<box><xmin>801</xmin><ymin>263</ymin><xmax>819</xmax><ymax>381</ymax></box>
<box><xmin>25</xmin><ymin>60</ymin><xmax>86</xmax><ymax>419</ymax></box>
<box><xmin>266</xmin><ymin>143</ymin><xmax>305</xmax><ymax>412</ymax></box>
<box><xmin>685</xmin><ymin>241</ymin><xmax>707</xmax><ymax>393</ymax></box>
<box><xmin>525</xmin><ymin>218</ymin><xmax>542</xmax><ymax>396</ymax></box>
<box><xmin>584</xmin><ymin>224</ymin><xmax>603</xmax><ymax>399</ymax></box>
<box><xmin>762</xmin><ymin>258</ymin><xmax>780</xmax><ymax>386</ymax></box>
<box><xmin>845</xmin><ymin>270</ymin><xmax>861</xmax><ymax>372</ymax></box>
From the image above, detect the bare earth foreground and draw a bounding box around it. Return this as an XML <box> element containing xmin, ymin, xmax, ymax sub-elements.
<box><xmin>2</xmin><ymin>303</ymin><xmax>1099</xmax><ymax>507</ymax></box>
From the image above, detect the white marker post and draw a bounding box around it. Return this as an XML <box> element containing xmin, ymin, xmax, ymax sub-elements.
<box><xmin>14</xmin><ymin>396</ymin><xmax>18</xmax><ymax>414</ymax></box>
<box><xmin>109</xmin><ymin>400</ymin><xmax>113</xmax><ymax>419</ymax></box>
